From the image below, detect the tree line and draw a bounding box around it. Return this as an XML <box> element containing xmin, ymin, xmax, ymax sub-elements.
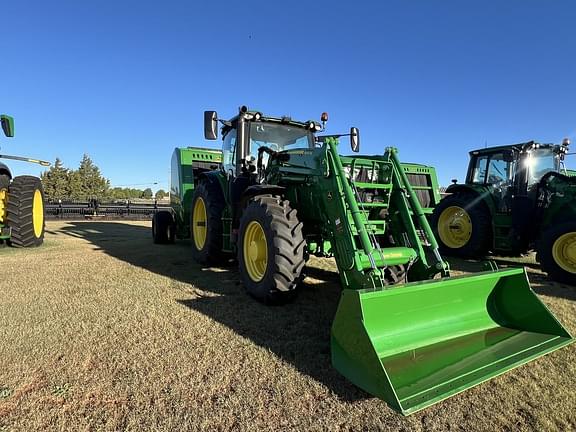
<box><xmin>40</xmin><ymin>155</ymin><xmax>167</xmax><ymax>201</ymax></box>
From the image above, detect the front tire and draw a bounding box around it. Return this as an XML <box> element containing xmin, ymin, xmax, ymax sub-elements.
<box><xmin>6</xmin><ymin>176</ymin><xmax>45</xmax><ymax>247</ymax></box>
<box><xmin>537</xmin><ymin>221</ymin><xmax>576</xmax><ymax>285</ymax></box>
<box><xmin>238</xmin><ymin>195</ymin><xmax>305</xmax><ymax>304</ymax></box>
<box><xmin>430</xmin><ymin>192</ymin><xmax>491</xmax><ymax>257</ymax></box>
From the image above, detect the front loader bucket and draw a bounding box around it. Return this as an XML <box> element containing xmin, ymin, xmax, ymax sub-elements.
<box><xmin>331</xmin><ymin>268</ymin><xmax>573</xmax><ymax>415</ymax></box>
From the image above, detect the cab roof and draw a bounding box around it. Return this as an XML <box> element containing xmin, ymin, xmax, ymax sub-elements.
<box><xmin>222</xmin><ymin>110</ymin><xmax>319</xmax><ymax>136</ymax></box>
<box><xmin>469</xmin><ymin>141</ymin><xmax>558</xmax><ymax>155</ymax></box>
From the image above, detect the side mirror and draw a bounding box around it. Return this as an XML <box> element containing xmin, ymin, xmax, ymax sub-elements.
<box><xmin>1</xmin><ymin>115</ymin><xmax>14</xmax><ymax>138</ymax></box>
<box><xmin>204</xmin><ymin>111</ymin><xmax>218</xmax><ymax>140</ymax></box>
<box><xmin>350</xmin><ymin>127</ymin><xmax>360</xmax><ymax>152</ymax></box>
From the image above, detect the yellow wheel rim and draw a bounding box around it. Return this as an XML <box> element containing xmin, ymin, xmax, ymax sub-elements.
<box><xmin>193</xmin><ymin>198</ymin><xmax>207</xmax><ymax>250</ymax></box>
<box><xmin>32</xmin><ymin>189</ymin><xmax>44</xmax><ymax>238</ymax></box>
<box><xmin>552</xmin><ymin>232</ymin><xmax>576</xmax><ymax>274</ymax></box>
<box><xmin>243</xmin><ymin>221</ymin><xmax>268</xmax><ymax>282</ymax></box>
<box><xmin>438</xmin><ymin>206</ymin><xmax>472</xmax><ymax>248</ymax></box>
<box><xmin>0</xmin><ymin>189</ymin><xmax>7</xmax><ymax>223</ymax></box>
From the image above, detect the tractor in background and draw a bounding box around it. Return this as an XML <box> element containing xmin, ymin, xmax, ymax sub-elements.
<box><xmin>431</xmin><ymin>140</ymin><xmax>576</xmax><ymax>285</ymax></box>
<box><xmin>153</xmin><ymin>106</ymin><xmax>572</xmax><ymax>415</ymax></box>
<box><xmin>0</xmin><ymin>114</ymin><xmax>49</xmax><ymax>247</ymax></box>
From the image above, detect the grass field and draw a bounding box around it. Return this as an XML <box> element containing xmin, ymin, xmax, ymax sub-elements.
<box><xmin>1</xmin><ymin>220</ymin><xmax>575</xmax><ymax>431</ymax></box>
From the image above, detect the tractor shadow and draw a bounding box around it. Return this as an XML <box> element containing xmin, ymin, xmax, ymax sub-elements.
<box><xmin>48</xmin><ymin>221</ymin><xmax>368</xmax><ymax>402</ymax></box>
<box><xmin>49</xmin><ymin>221</ymin><xmax>576</xmax><ymax>403</ymax></box>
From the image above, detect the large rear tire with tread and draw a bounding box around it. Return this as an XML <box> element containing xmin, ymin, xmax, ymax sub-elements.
<box><xmin>190</xmin><ymin>180</ymin><xmax>226</xmax><ymax>265</ymax></box>
<box><xmin>6</xmin><ymin>175</ymin><xmax>45</xmax><ymax>247</ymax></box>
<box><xmin>430</xmin><ymin>192</ymin><xmax>491</xmax><ymax>257</ymax></box>
<box><xmin>152</xmin><ymin>211</ymin><xmax>175</xmax><ymax>244</ymax></box>
<box><xmin>537</xmin><ymin>221</ymin><xmax>576</xmax><ymax>286</ymax></box>
<box><xmin>238</xmin><ymin>195</ymin><xmax>306</xmax><ymax>304</ymax></box>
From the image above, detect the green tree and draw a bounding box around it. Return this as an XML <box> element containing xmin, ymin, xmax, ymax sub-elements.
<box><xmin>141</xmin><ymin>188</ymin><xmax>153</xmax><ymax>199</ymax></box>
<box><xmin>40</xmin><ymin>158</ymin><xmax>70</xmax><ymax>200</ymax></box>
<box><xmin>155</xmin><ymin>189</ymin><xmax>167</xmax><ymax>200</ymax></box>
<box><xmin>70</xmin><ymin>154</ymin><xmax>110</xmax><ymax>200</ymax></box>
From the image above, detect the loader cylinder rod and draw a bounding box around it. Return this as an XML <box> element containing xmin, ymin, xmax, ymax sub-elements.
<box><xmin>387</xmin><ymin>148</ymin><xmax>445</xmax><ymax>267</ymax></box>
<box><xmin>326</xmin><ymin>138</ymin><xmax>376</xmax><ymax>264</ymax></box>
<box><xmin>0</xmin><ymin>154</ymin><xmax>51</xmax><ymax>167</ymax></box>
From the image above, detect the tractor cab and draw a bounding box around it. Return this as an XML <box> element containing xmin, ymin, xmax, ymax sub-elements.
<box><xmin>203</xmin><ymin>106</ymin><xmax>359</xmax><ymax>234</ymax></box>
<box><xmin>465</xmin><ymin>141</ymin><xmax>568</xmax><ymax>213</ymax></box>
<box><xmin>205</xmin><ymin>106</ymin><xmax>319</xmax><ymax>179</ymax></box>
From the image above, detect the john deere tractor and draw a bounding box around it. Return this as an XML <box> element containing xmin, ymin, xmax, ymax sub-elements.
<box><xmin>0</xmin><ymin>114</ymin><xmax>49</xmax><ymax>247</ymax></box>
<box><xmin>155</xmin><ymin>106</ymin><xmax>573</xmax><ymax>415</ymax></box>
<box><xmin>431</xmin><ymin>140</ymin><xmax>576</xmax><ymax>285</ymax></box>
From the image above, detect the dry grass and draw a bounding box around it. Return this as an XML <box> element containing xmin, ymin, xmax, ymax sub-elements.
<box><xmin>0</xmin><ymin>220</ymin><xmax>575</xmax><ymax>431</ymax></box>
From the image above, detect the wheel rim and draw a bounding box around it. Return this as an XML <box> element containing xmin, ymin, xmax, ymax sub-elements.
<box><xmin>243</xmin><ymin>221</ymin><xmax>268</xmax><ymax>282</ymax></box>
<box><xmin>438</xmin><ymin>206</ymin><xmax>472</xmax><ymax>248</ymax></box>
<box><xmin>552</xmin><ymin>232</ymin><xmax>576</xmax><ymax>274</ymax></box>
<box><xmin>193</xmin><ymin>198</ymin><xmax>207</xmax><ymax>250</ymax></box>
<box><xmin>0</xmin><ymin>189</ymin><xmax>6</xmax><ymax>223</ymax></box>
<box><xmin>32</xmin><ymin>189</ymin><xmax>44</xmax><ymax>238</ymax></box>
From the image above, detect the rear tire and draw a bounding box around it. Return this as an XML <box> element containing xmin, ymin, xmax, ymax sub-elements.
<box><xmin>537</xmin><ymin>221</ymin><xmax>576</xmax><ymax>285</ymax></box>
<box><xmin>190</xmin><ymin>180</ymin><xmax>226</xmax><ymax>265</ymax></box>
<box><xmin>238</xmin><ymin>195</ymin><xmax>306</xmax><ymax>304</ymax></box>
<box><xmin>430</xmin><ymin>192</ymin><xmax>491</xmax><ymax>257</ymax></box>
<box><xmin>6</xmin><ymin>176</ymin><xmax>45</xmax><ymax>247</ymax></box>
<box><xmin>152</xmin><ymin>211</ymin><xmax>175</xmax><ymax>244</ymax></box>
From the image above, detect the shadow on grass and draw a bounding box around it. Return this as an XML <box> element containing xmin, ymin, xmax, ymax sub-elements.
<box><xmin>48</xmin><ymin>221</ymin><xmax>368</xmax><ymax>402</ymax></box>
<box><xmin>49</xmin><ymin>221</ymin><xmax>576</xmax><ymax>403</ymax></box>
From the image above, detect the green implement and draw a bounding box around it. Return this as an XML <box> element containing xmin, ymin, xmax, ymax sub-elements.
<box><xmin>332</xmin><ymin>268</ymin><xmax>572</xmax><ymax>415</ymax></box>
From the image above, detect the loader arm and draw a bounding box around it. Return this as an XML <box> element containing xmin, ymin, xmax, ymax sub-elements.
<box><xmin>314</xmin><ymin>138</ymin><xmax>448</xmax><ymax>291</ymax></box>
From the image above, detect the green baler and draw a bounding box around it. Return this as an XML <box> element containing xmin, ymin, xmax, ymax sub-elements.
<box><xmin>154</xmin><ymin>107</ymin><xmax>573</xmax><ymax>415</ymax></box>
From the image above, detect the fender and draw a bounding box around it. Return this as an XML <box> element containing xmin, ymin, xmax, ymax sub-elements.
<box><xmin>0</xmin><ymin>162</ymin><xmax>12</xmax><ymax>179</ymax></box>
<box><xmin>199</xmin><ymin>170</ymin><xmax>229</xmax><ymax>205</ymax></box>
<box><xmin>445</xmin><ymin>183</ymin><xmax>497</xmax><ymax>214</ymax></box>
<box><xmin>241</xmin><ymin>184</ymin><xmax>286</xmax><ymax>201</ymax></box>
<box><xmin>235</xmin><ymin>184</ymin><xmax>286</xmax><ymax>229</ymax></box>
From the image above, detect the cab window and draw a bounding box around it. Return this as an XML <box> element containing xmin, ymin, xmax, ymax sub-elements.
<box><xmin>471</xmin><ymin>155</ymin><xmax>489</xmax><ymax>183</ymax></box>
<box><xmin>222</xmin><ymin>129</ymin><xmax>237</xmax><ymax>174</ymax></box>
<box><xmin>470</xmin><ymin>152</ymin><xmax>514</xmax><ymax>186</ymax></box>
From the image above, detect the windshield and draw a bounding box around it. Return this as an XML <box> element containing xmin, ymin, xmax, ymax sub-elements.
<box><xmin>248</xmin><ymin>122</ymin><xmax>313</xmax><ymax>162</ymax></box>
<box><xmin>526</xmin><ymin>148</ymin><xmax>560</xmax><ymax>186</ymax></box>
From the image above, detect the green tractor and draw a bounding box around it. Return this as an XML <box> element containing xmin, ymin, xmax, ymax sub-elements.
<box><xmin>0</xmin><ymin>115</ymin><xmax>49</xmax><ymax>247</ymax></box>
<box><xmin>155</xmin><ymin>106</ymin><xmax>573</xmax><ymax>415</ymax></box>
<box><xmin>431</xmin><ymin>140</ymin><xmax>576</xmax><ymax>285</ymax></box>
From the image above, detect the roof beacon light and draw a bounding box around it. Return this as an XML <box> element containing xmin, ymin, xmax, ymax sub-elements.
<box><xmin>320</xmin><ymin>112</ymin><xmax>328</xmax><ymax>130</ymax></box>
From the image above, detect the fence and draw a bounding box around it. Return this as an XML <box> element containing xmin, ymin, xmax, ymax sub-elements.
<box><xmin>46</xmin><ymin>200</ymin><xmax>171</xmax><ymax>220</ymax></box>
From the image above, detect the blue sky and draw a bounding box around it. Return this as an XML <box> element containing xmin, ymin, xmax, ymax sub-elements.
<box><xmin>2</xmin><ymin>1</ymin><xmax>575</xmax><ymax>189</ymax></box>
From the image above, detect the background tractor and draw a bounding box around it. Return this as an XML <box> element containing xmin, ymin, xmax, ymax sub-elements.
<box><xmin>155</xmin><ymin>106</ymin><xmax>573</xmax><ymax>415</ymax></box>
<box><xmin>0</xmin><ymin>114</ymin><xmax>49</xmax><ymax>247</ymax></box>
<box><xmin>431</xmin><ymin>140</ymin><xmax>576</xmax><ymax>285</ymax></box>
